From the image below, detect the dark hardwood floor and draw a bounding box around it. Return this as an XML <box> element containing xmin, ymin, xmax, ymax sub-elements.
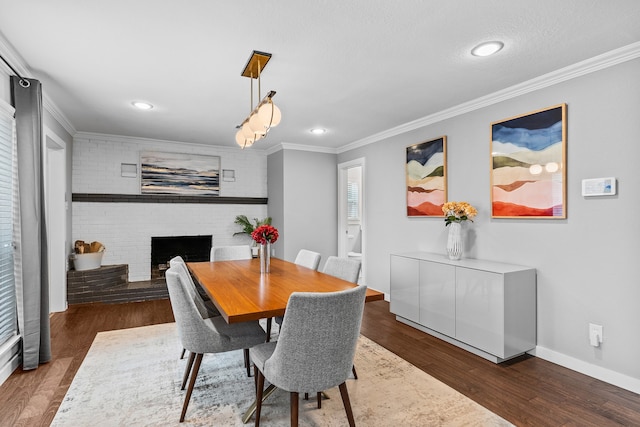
<box><xmin>0</xmin><ymin>300</ymin><xmax>175</xmax><ymax>427</ymax></box>
<box><xmin>1</xmin><ymin>299</ymin><xmax>638</xmax><ymax>426</ymax></box>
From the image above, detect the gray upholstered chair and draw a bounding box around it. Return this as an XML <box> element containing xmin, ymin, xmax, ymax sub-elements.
<box><xmin>294</xmin><ymin>249</ymin><xmax>322</xmax><ymax>270</ymax></box>
<box><xmin>169</xmin><ymin>256</ymin><xmax>222</xmax><ymax>361</ymax></box>
<box><xmin>251</xmin><ymin>285</ymin><xmax>367</xmax><ymax>427</ymax></box>
<box><xmin>210</xmin><ymin>245</ymin><xmax>252</xmax><ymax>261</ymax></box>
<box><xmin>273</xmin><ymin>249</ymin><xmax>322</xmax><ymax>328</ymax></box>
<box><xmin>322</xmin><ymin>256</ymin><xmax>361</xmax><ymax>284</ymax></box>
<box><xmin>322</xmin><ymin>256</ymin><xmax>362</xmax><ymax>380</ymax></box>
<box><xmin>165</xmin><ymin>268</ymin><xmax>267</xmax><ymax>422</ymax></box>
<box><xmin>169</xmin><ymin>256</ymin><xmax>220</xmax><ymax>319</ymax></box>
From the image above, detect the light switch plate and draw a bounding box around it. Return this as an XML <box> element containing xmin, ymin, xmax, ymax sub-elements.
<box><xmin>582</xmin><ymin>177</ymin><xmax>616</xmax><ymax>196</ymax></box>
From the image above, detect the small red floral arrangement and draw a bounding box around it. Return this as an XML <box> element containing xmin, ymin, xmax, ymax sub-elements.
<box><xmin>251</xmin><ymin>224</ymin><xmax>279</xmax><ymax>245</ymax></box>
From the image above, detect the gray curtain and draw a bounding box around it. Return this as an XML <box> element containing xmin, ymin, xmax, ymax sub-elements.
<box><xmin>11</xmin><ymin>76</ymin><xmax>51</xmax><ymax>369</ymax></box>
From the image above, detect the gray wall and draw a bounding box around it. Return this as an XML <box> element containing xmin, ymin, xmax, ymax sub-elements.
<box><xmin>268</xmin><ymin>149</ymin><xmax>338</xmax><ymax>268</ymax></box>
<box><xmin>267</xmin><ymin>150</ymin><xmax>285</xmax><ymax>257</ymax></box>
<box><xmin>338</xmin><ymin>58</ymin><xmax>640</xmax><ymax>386</ymax></box>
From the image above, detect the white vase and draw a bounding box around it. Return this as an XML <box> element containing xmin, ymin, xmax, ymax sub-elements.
<box><xmin>446</xmin><ymin>222</ymin><xmax>463</xmax><ymax>260</ymax></box>
<box><xmin>259</xmin><ymin>242</ymin><xmax>271</xmax><ymax>273</ymax></box>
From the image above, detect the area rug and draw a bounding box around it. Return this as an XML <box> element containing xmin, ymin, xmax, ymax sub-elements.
<box><xmin>51</xmin><ymin>323</ymin><xmax>512</xmax><ymax>426</ymax></box>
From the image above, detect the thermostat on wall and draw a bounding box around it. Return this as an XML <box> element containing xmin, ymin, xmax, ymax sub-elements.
<box><xmin>582</xmin><ymin>177</ymin><xmax>616</xmax><ymax>196</ymax></box>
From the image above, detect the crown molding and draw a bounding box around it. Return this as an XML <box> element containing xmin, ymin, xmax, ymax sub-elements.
<box><xmin>338</xmin><ymin>41</ymin><xmax>640</xmax><ymax>154</ymax></box>
<box><xmin>0</xmin><ymin>35</ymin><xmax>29</xmax><ymax>77</ymax></box>
<box><xmin>266</xmin><ymin>142</ymin><xmax>338</xmax><ymax>156</ymax></box>
<box><xmin>73</xmin><ymin>131</ymin><xmax>262</xmax><ymax>155</ymax></box>
<box><xmin>0</xmin><ymin>32</ymin><xmax>77</xmax><ymax>136</ymax></box>
<box><xmin>43</xmin><ymin>94</ymin><xmax>76</xmax><ymax>136</ymax></box>
<box><xmin>264</xmin><ymin>144</ymin><xmax>283</xmax><ymax>155</ymax></box>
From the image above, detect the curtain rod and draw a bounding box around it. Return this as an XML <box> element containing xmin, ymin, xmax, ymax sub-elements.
<box><xmin>0</xmin><ymin>52</ymin><xmax>30</xmax><ymax>87</ymax></box>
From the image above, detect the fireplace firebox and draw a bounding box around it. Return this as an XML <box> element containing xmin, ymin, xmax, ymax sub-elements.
<box><xmin>151</xmin><ymin>235</ymin><xmax>212</xmax><ymax>280</ymax></box>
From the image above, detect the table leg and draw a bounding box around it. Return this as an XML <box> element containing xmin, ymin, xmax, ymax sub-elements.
<box><xmin>242</xmin><ymin>384</ymin><xmax>277</xmax><ymax>424</ymax></box>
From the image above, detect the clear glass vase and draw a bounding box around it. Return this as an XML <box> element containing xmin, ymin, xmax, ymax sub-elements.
<box><xmin>259</xmin><ymin>242</ymin><xmax>271</xmax><ymax>273</ymax></box>
<box><xmin>446</xmin><ymin>222</ymin><xmax>463</xmax><ymax>260</ymax></box>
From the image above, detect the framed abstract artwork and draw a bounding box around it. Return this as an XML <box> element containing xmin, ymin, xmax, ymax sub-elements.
<box><xmin>490</xmin><ymin>104</ymin><xmax>567</xmax><ymax>218</ymax></box>
<box><xmin>406</xmin><ymin>136</ymin><xmax>447</xmax><ymax>216</ymax></box>
<box><xmin>140</xmin><ymin>151</ymin><xmax>220</xmax><ymax>195</ymax></box>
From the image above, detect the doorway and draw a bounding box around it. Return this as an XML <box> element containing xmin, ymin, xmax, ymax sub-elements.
<box><xmin>338</xmin><ymin>158</ymin><xmax>365</xmax><ymax>284</ymax></box>
<box><xmin>44</xmin><ymin>127</ymin><xmax>67</xmax><ymax>312</ymax></box>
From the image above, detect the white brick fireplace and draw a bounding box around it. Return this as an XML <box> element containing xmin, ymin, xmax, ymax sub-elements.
<box><xmin>72</xmin><ymin>133</ymin><xmax>268</xmax><ymax>282</ymax></box>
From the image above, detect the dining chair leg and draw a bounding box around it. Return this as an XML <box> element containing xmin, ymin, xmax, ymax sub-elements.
<box><xmin>255</xmin><ymin>370</ymin><xmax>265</xmax><ymax>427</ymax></box>
<box><xmin>266</xmin><ymin>318</ymin><xmax>272</xmax><ymax>342</ymax></box>
<box><xmin>352</xmin><ymin>364</ymin><xmax>358</xmax><ymax>380</ymax></box>
<box><xmin>290</xmin><ymin>391</ymin><xmax>299</xmax><ymax>427</ymax></box>
<box><xmin>253</xmin><ymin>365</ymin><xmax>259</xmax><ymax>392</ymax></box>
<box><xmin>181</xmin><ymin>351</ymin><xmax>196</xmax><ymax>390</ymax></box>
<box><xmin>180</xmin><ymin>348</ymin><xmax>186</xmax><ymax>359</ymax></box>
<box><xmin>338</xmin><ymin>382</ymin><xmax>356</xmax><ymax>427</ymax></box>
<box><xmin>244</xmin><ymin>348</ymin><xmax>251</xmax><ymax>377</ymax></box>
<box><xmin>180</xmin><ymin>353</ymin><xmax>203</xmax><ymax>422</ymax></box>
<box><xmin>317</xmin><ymin>392</ymin><xmax>322</xmax><ymax>409</ymax></box>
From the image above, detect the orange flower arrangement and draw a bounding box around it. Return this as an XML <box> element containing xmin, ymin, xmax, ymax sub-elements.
<box><xmin>442</xmin><ymin>201</ymin><xmax>477</xmax><ymax>226</ymax></box>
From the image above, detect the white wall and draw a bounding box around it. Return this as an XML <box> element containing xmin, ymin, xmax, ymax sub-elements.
<box><xmin>0</xmin><ymin>68</ymin><xmax>9</xmax><ymax>104</ymax></box>
<box><xmin>338</xmin><ymin>58</ymin><xmax>640</xmax><ymax>392</ymax></box>
<box><xmin>72</xmin><ymin>134</ymin><xmax>268</xmax><ymax>281</ymax></box>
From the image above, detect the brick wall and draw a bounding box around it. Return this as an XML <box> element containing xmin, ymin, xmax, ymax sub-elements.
<box><xmin>72</xmin><ymin>134</ymin><xmax>268</xmax><ymax>281</ymax></box>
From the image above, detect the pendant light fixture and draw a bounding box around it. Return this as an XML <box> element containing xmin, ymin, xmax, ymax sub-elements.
<box><xmin>235</xmin><ymin>51</ymin><xmax>282</xmax><ymax>148</ymax></box>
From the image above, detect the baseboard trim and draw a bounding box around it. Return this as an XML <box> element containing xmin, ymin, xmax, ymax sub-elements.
<box><xmin>529</xmin><ymin>346</ymin><xmax>640</xmax><ymax>395</ymax></box>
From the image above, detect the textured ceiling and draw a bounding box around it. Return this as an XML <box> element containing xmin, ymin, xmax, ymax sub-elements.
<box><xmin>1</xmin><ymin>0</ymin><xmax>639</xmax><ymax>150</ymax></box>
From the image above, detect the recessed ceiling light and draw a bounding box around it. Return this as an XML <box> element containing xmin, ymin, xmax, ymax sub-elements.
<box><xmin>310</xmin><ymin>128</ymin><xmax>326</xmax><ymax>135</ymax></box>
<box><xmin>471</xmin><ymin>41</ymin><xmax>504</xmax><ymax>57</ymax></box>
<box><xmin>132</xmin><ymin>101</ymin><xmax>153</xmax><ymax>110</ymax></box>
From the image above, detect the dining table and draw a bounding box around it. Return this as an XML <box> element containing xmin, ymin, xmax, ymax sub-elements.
<box><xmin>187</xmin><ymin>257</ymin><xmax>384</xmax><ymax>324</ymax></box>
<box><xmin>186</xmin><ymin>256</ymin><xmax>385</xmax><ymax>423</ymax></box>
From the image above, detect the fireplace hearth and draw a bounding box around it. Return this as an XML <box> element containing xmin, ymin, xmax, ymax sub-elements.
<box><xmin>151</xmin><ymin>235</ymin><xmax>212</xmax><ymax>279</ymax></box>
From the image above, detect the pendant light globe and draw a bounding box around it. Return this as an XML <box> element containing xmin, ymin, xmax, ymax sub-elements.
<box><xmin>241</xmin><ymin>122</ymin><xmax>255</xmax><ymax>139</ymax></box>
<box><xmin>249</xmin><ymin>112</ymin><xmax>267</xmax><ymax>136</ymax></box>
<box><xmin>258</xmin><ymin>101</ymin><xmax>282</xmax><ymax>127</ymax></box>
<box><xmin>235</xmin><ymin>130</ymin><xmax>245</xmax><ymax>147</ymax></box>
<box><xmin>235</xmin><ymin>130</ymin><xmax>255</xmax><ymax>148</ymax></box>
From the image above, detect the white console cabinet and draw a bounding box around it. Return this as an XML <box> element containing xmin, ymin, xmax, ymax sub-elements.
<box><xmin>390</xmin><ymin>252</ymin><xmax>536</xmax><ymax>363</ymax></box>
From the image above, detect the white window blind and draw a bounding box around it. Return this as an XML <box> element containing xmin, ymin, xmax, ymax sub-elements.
<box><xmin>0</xmin><ymin>106</ymin><xmax>17</xmax><ymax>347</ymax></box>
<box><xmin>347</xmin><ymin>182</ymin><xmax>359</xmax><ymax>220</ymax></box>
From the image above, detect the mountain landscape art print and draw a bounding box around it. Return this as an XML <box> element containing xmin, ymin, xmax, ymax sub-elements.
<box><xmin>491</xmin><ymin>104</ymin><xmax>566</xmax><ymax>218</ymax></box>
<box><xmin>406</xmin><ymin>136</ymin><xmax>447</xmax><ymax>216</ymax></box>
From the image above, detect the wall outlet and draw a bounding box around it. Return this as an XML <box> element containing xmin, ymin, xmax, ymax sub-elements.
<box><xmin>589</xmin><ymin>323</ymin><xmax>603</xmax><ymax>347</ymax></box>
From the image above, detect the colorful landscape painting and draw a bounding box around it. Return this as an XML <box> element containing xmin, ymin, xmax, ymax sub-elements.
<box><xmin>491</xmin><ymin>104</ymin><xmax>566</xmax><ymax>218</ymax></box>
<box><xmin>406</xmin><ymin>136</ymin><xmax>447</xmax><ymax>216</ymax></box>
<box><xmin>140</xmin><ymin>151</ymin><xmax>220</xmax><ymax>195</ymax></box>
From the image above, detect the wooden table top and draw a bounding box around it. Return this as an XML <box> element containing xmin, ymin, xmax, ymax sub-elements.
<box><xmin>187</xmin><ymin>257</ymin><xmax>384</xmax><ymax>324</ymax></box>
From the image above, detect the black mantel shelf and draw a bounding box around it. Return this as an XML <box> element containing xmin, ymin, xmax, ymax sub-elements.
<box><xmin>72</xmin><ymin>193</ymin><xmax>267</xmax><ymax>205</ymax></box>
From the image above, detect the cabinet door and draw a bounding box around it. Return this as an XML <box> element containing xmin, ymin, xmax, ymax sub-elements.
<box><xmin>419</xmin><ymin>261</ymin><xmax>455</xmax><ymax>337</ymax></box>
<box><xmin>455</xmin><ymin>268</ymin><xmax>504</xmax><ymax>357</ymax></box>
<box><xmin>389</xmin><ymin>255</ymin><xmax>419</xmax><ymax>323</ymax></box>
